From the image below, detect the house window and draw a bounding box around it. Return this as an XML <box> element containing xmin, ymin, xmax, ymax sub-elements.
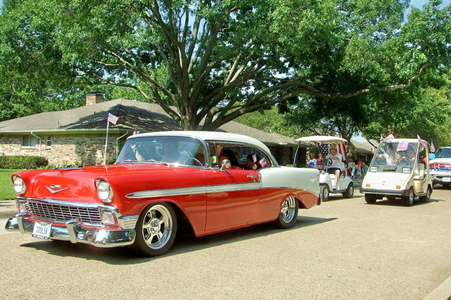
<box><xmin>46</xmin><ymin>135</ymin><xmax>52</xmax><ymax>148</ymax></box>
<box><xmin>22</xmin><ymin>136</ymin><xmax>38</xmax><ymax>147</ymax></box>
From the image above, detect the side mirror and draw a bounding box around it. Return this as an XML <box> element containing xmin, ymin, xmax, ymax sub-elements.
<box><xmin>220</xmin><ymin>159</ymin><xmax>231</xmax><ymax>171</ymax></box>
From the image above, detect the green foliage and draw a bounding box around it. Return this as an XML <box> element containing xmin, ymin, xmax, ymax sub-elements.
<box><xmin>0</xmin><ymin>156</ymin><xmax>48</xmax><ymax>169</ymax></box>
<box><xmin>2</xmin><ymin>0</ymin><xmax>449</xmax><ymax>132</ymax></box>
<box><xmin>0</xmin><ymin>0</ymin><xmax>450</xmax><ymax>144</ymax></box>
<box><xmin>0</xmin><ymin>169</ymin><xmax>21</xmax><ymax>200</ymax></box>
<box><xmin>235</xmin><ymin>106</ymin><xmax>308</xmax><ymax>138</ymax></box>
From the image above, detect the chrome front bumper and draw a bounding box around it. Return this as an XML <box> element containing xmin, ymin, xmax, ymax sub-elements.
<box><xmin>5</xmin><ymin>213</ymin><xmax>136</xmax><ymax>248</ymax></box>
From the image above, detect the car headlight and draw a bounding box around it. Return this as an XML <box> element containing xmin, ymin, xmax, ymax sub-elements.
<box><xmin>402</xmin><ymin>168</ymin><xmax>411</xmax><ymax>174</ymax></box>
<box><xmin>13</xmin><ymin>175</ymin><xmax>26</xmax><ymax>195</ymax></box>
<box><xmin>96</xmin><ymin>179</ymin><xmax>113</xmax><ymax>204</ymax></box>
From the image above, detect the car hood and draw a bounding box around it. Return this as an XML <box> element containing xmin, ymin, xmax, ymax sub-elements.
<box><xmin>430</xmin><ymin>158</ymin><xmax>451</xmax><ymax>164</ymax></box>
<box><xmin>363</xmin><ymin>171</ymin><xmax>411</xmax><ymax>188</ymax></box>
<box><xmin>15</xmin><ymin>163</ymin><xmax>206</xmax><ymax>203</ymax></box>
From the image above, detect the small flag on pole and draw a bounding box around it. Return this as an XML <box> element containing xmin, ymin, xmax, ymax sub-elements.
<box><xmin>107</xmin><ymin>113</ymin><xmax>119</xmax><ymax>125</ymax></box>
<box><xmin>431</xmin><ymin>140</ymin><xmax>435</xmax><ymax>153</ymax></box>
<box><xmin>417</xmin><ymin>134</ymin><xmax>427</xmax><ymax>151</ymax></box>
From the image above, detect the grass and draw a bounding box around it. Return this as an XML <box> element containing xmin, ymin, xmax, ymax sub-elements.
<box><xmin>0</xmin><ymin>169</ymin><xmax>21</xmax><ymax>200</ymax></box>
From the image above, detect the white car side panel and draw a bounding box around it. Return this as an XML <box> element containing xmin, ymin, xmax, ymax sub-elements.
<box><xmin>259</xmin><ymin>166</ymin><xmax>320</xmax><ymax>196</ymax></box>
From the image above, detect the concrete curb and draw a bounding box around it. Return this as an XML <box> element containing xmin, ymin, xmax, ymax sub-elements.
<box><xmin>423</xmin><ymin>275</ymin><xmax>451</xmax><ymax>300</ymax></box>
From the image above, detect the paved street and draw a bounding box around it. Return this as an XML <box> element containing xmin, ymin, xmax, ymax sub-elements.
<box><xmin>1</xmin><ymin>188</ymin><xmax>450</xmax><ymax>300</ymax></box>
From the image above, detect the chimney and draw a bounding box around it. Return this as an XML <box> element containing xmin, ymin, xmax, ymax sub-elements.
<box><xmin>86</xmin><ymin>93</ymin><xmax>103</xmax><ymax>106</ymax></box>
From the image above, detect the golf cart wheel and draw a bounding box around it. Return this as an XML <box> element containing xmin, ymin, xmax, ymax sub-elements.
<box><xmin>419</xmin><ymin>186</ymin><xmax>432</xmax><ymax>202</ymax></box>
<box><xmin>342</xmin><ymin>182</ymin><xmax>354</xmax><ymax>198</ymax></box>
<box><xmin>321</xmin><ymin>185</ymin><xmax>330</xmax><ymax>201</ymax></box>
<box><xmin>364</xmin><ymin>194</ymin><xmax>377</xmax><ymax>204</ymax></box>
<box><xmin>401</xmin><ymin>188</ymin><xmax>415</xmax><ymax>206</ymax></box>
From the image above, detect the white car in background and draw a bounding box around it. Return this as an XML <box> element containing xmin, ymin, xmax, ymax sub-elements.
<box><xmin>430</xmin><ymin>147</ymin><xmax>451</xmax><ymax>187</ymax></box>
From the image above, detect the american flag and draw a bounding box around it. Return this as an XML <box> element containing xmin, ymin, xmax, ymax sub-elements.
<box><xmin>259</xmin><ymin>157</ymin><xmax>268</xmax><ymax>167</ymax></box>
<box><xmin>107</xmin><ymin>113</ymin><xmax>119</xmax><ymax>125</ymax></box>
<box><xmin>431</xmin><ymin>140</ymin><xmax>436</xmax><ymax>153</ymax></box>
<box><xmin>319</xmin><ymin>143</ymin><xmax>329</xmax><ymax>157</ymax></box>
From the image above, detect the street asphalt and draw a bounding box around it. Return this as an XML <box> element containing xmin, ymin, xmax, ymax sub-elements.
<box><xmin>1</xmin><ymin>196</ymin><xmax>450</xmax><ymax>299</ymax></box>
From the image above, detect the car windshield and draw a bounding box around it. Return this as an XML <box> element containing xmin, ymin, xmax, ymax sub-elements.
<box><xmin>116</xmin><ymin>136</ymin><xmax>205</xmax><ymax>166</ymax></box>
<box><xmin>435</xmin><ymin>148</ymin><xmax>451</xmax><ymax>159</ymax></box>
<box><xmin>371</xmin><ymin>141</ymin><xmax>419</xmax><ymax>166</ymax></box>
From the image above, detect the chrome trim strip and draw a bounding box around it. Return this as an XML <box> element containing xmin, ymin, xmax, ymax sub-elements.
<box><xmin>126</xmin><ymin>186</ymin><xmax>207</xmax><ymax>199</ymax></box>
<box><xmin>125</xmin><ymin>183</ymin><xmax>312</xmax><ymax>199</ymax></box>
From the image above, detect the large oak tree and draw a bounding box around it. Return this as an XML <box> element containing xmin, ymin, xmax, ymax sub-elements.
<box><xmin>0</xmin><ymin>0</ymin><xmax>449</xmax><ymax>131</ymax></box>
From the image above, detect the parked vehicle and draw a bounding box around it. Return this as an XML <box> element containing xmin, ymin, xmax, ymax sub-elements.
<box><xmin>6</xmin><ymin>131</ymin><xmax>320</xmax><ymax>256</ymax></box>
<box><xmin>360</xmin><ymin>138</ymin><xmax>433</xmax><ymax>206</ymax></box>
<box><xmin>429</xmin><ymin>147</ymin><xmax>451</xmax><ymax>187</ymax></box>
<box><xmin>295</xmin><ymin>136</ymin><xmax>354</xmax><ymax>201</ymax></box>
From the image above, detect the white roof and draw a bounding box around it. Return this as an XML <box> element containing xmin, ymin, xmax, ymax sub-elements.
<box><xmin>296</xmin><ymin>135</ymin><xmax>347</xmax><ymax>143</ymax></box>
<box><xmin>127</xmin><ymin>131</ymin><xmax>271</xmax><ymax>153</ymax></box>
<box><xmin>381</xmin><ymin>138</ymin><xmax>429</xmax><ymax>145</ymax></box>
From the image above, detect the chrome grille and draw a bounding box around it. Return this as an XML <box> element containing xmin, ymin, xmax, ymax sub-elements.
<box><xmin>26</xmin><ymin>201</ymin><xmax>102</xmax><ymax>225</ymax></box>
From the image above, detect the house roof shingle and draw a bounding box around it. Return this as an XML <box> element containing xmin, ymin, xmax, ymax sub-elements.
<box><xmin>0</xmin><ymin>99</ymin><xmax>297</xmax><ymax>146</ymax></box>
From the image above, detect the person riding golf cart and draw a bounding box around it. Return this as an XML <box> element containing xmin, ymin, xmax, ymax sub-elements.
<box><xmin>360</xmin><ymin>138</ymin><xmax>433</xmax><ymax>206</ymax></box>
<box><xmin>296</xmin><ymin>136</ymin><xmax>354</xmax><ymax>201</ymax></box>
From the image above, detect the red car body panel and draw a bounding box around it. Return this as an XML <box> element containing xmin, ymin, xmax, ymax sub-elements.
<box><xmin>12</xmin><ymin>163</ymin><xmax>317</xmax><ymax>236</ymax></box>
<box><xmin>6</xmin><ymin>131</ymin><xmax>320</xmax><ymax>256</ymax></box>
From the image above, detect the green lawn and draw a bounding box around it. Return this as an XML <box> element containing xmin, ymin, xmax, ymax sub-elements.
<box><xmin>0</xmin><ymin>169</ymin><xmax>21</xmax><ymax>200</ymax></box>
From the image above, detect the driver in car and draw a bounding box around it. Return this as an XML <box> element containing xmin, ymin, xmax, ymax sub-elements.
<box><xmin>398</xmin><ymin>147</ymin><xmax>416</xmax><ymax>165</ymax></box>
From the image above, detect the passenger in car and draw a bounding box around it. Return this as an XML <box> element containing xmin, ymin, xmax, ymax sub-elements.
<box><xmin>245</xmin><ymin>154</ymin><xmax>260</xmax><ymax>170</ymax></box>
<box><xmin>219</xmin><ymin>149</ymin><xmax>242</xmax><ymax>169</ymax></box>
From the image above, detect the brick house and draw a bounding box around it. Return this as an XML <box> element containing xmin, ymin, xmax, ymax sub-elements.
<box><xmin>0</xmin><ymin>95</ymin><xmax>300</xmax><ymax>166</ymax></box>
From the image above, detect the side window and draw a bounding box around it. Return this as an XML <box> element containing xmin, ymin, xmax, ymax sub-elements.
<box><xmin>206</xmin><ymin>141</ymin><xmax>272</xmax><ymax>170</ymax></box>
<box><xmin>45</xmin><ymin>135</ymin><xmax>52</xmax><ymax>148</ymax></box>
<box><xmin>243</xmin><ymin>148</ymin><xmax>271</xmax><ymax>170</ymax></box>
<box><xmin>22</xmin><ymin>135</ymin><xmax>38</xmax><ymax>147</ymax></box>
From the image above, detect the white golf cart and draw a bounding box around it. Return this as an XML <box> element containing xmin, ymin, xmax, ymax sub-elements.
<box><xmin>296</xmin><ymin>136</ymin><xmax>354</xmax><ymax>201</ymax></box>
<box><xmin>360</xmin><ymin>138</ymin><xmax>433</xmax><ymax>206</ymax></box>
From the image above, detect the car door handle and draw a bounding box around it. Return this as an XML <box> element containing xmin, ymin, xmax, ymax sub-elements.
<box><xmin>247</xmin><ymin>174</ymin><xmax>257</xmax><ymax>182</ymax></box>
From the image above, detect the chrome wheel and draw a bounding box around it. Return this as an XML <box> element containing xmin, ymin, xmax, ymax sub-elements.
<box><xmin>275</xmin><ymin>196</ymin><xmax>298</xmax><ymax>229</ymax></box>
<box><xmin>133</xmin><ymin>203</ymin><xmax>177</xmax><ymax>256</ymax></box>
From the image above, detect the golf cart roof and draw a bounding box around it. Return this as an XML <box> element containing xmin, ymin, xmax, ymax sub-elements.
<box><xmin>296</xmin><ymin>135</ymin><xmax>347</xmax><ymax>143</ymax></box>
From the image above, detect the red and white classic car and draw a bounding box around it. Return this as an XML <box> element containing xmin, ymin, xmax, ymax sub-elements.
<box><xmin>6</xmin><ymin>131</ymin><xmax>320</xmax><ymax>256</ymax></box>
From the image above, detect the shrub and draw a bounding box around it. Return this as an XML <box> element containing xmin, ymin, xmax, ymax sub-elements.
<box><xmin>0</xmin><ymin>156</ymin><xmax>48</xmax><ymax>169</ymax></box>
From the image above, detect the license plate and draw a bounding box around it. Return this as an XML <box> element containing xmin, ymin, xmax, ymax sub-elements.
<box><xmin>32</xmin><ymin>222</ymin><xmax>52</xmax><ymax>240</ymax></box>
<box><xmin>442</xmin><ymin>177</ymin><xmax>451</xmax><ymax>183</ymax></box>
